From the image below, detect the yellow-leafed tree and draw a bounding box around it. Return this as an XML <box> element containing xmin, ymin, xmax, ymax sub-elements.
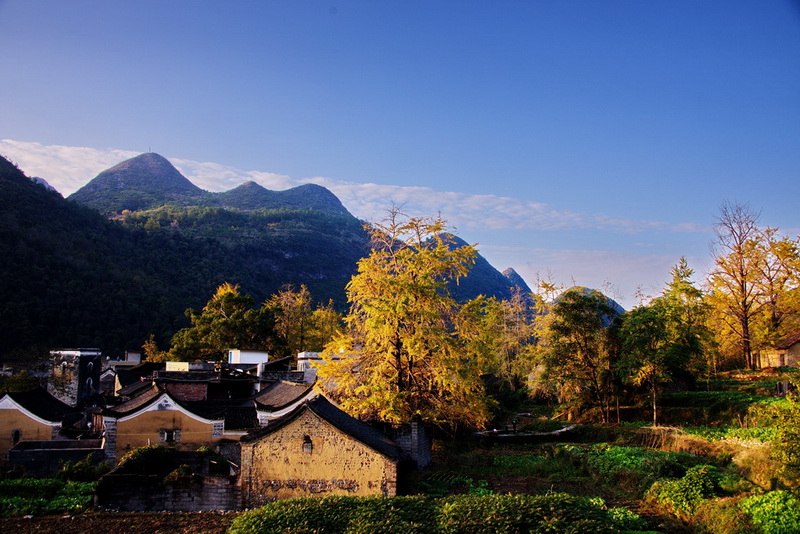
<box><xmin>316</xmin><ymin>210</ymin><xmax>494</xmax><ymax>430</ymax></box>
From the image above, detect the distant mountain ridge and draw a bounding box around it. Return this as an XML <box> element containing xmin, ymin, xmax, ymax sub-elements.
<box><xmin>68</xmin><ymin>153</ymin><xmax>351</xmax><ymax>216</ymax></box>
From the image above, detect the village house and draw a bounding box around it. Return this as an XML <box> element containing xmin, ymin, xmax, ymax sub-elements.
<box><xmin>0</xmin><ymin>387</ymin><xmax>81</xmax><ymax>462</ymax></box>
<box><xmin>759</xmin><ymin>330</ymin><xmax>800</xmax><ymax>368</ymax></box>
<box><xmin>101</xmin><ymin>385</ymin><xmax>226</xmax><ymax>464</ymax></box>
<box><xmin>240</xmin><ymin>394</ymin><xmax>402</xmax><ymax>506</ymax></box>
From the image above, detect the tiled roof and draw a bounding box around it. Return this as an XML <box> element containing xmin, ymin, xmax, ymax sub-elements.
<box><xmin>4</xmin><ymin>387</ymin><xmax>76</xmax><ymax>422</ymax></box>
<box><xmin>104</xmin><ymin>384</ymin><xmax>162</xmax><ymax>416</ymax></box>
<box><xmin>222</xmin><ymin>406</ymin><xmax>258</xmax><ymax>430</ymax></box>
<box><xmin>242</xmin><ymin>395</ymin><xmax>401</xmax><ymax>460</ymax></box>
<box><xmin>115</xmin><ymin>362</ymin><xmax>164</xmax><ymax>387</ymax></box>
<box><xmin>254</xmin><ymin>380</ymin><xmax>314</xmax><ymax>410</ymax></box>
<box><xmin>261</xmin><ymin>355</ymin><xmax>294</xmax><ymax>371</ymax></box>
<box><xmin>116</xmin><ymin>379</ymin><xmax>153</xmax><ymax>398</ymax></box>
<box><xmin>776</xmin><ymin>330</ymin><xmax>800</xmax><ymax>350</ymax></box>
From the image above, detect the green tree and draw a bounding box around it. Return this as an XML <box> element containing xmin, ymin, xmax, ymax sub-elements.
<box><xmin>538</xmin><ymin>288</ymin><xmax>619</xmax><ymax>422</ymax></box>
<box><xmin>169</xmin><ymin>283</ymin><xmax>278</xmax><ymax>361</ymax></box>
<box><xmin>618</xmin><ymin>303</ymin><xmax>671</xmax><ymax>426</ymax></box>
<box><xmin>317</xmin><ymin>211</ymin><xmax>493</xmax><ymax>429</ymax></box>
<box><xmin>267</xmin><ymin>284</ymin><xmax>314</xmax><ymax>357</ymax></box>
<box><xmin>619</xmin><ymin>259</ymin><xmax>709</xmax><ymax>425</ymax></box>
<box><xmin>456</xmin><ymin>291</ymin><xmax>534</xmax><ymax>391</ymax></box>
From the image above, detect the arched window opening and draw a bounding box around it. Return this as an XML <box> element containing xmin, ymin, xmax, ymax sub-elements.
<box><xmin>302</xmin><ymin>435</ymin><xmax>313</xmax><ymax>454</ymax></box>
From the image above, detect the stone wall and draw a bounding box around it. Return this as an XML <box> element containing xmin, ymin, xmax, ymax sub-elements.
<box><xmin>95</xmin><ymin>474</ymin><xmax>240</xmax><ymax>512</ymax></box>
<box><xmin>387</xmin><ymin>421</ymin><xmax>432</xmax><ymax>468</ymax></box>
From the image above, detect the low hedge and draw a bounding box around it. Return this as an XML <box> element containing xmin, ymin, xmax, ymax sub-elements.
<box><xmin>229</xmin><ymin>493</ymin><xmax>644</xmax><ymax>534</ymax></box>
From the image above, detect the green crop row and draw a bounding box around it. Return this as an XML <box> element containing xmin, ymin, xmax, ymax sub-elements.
<box><xmin>229</xmin><ymin>493</ymin><xmax>649</xmax><ymax>534</ymax></box>
<box><xmin>0</xmin><ymin>479</ymin><xmax>95</xmax><ymax>517</ymax></box>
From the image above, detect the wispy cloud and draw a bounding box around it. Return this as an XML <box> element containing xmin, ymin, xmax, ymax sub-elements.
<box><xmin>478</xmin><ymin>244</ymin><xmax>713</xmax><ymax>307</ymax></box>
<box><xmin>0</xmin><ymin>139</ymin><xmax>139</xmax><ymax>197</ymax></box>
<box><xmin>0</xmin><ymin>139</ymin><xmax>705</xmax><ymax>237</ymax></box>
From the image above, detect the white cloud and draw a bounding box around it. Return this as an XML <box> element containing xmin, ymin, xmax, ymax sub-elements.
<box><xmin>478</xmin><ymin>244</ymin><xmax>713</xmax><ymax>309</ymax></box>
<box><xmin>0</xmin><ymin>139</ymin><xmax>706</xmax><ymax>239</ymax></box>
<box><xmin>0</xmin><ymin>139</ymin><xmax>139</xmax><ymax>196</ymax></box>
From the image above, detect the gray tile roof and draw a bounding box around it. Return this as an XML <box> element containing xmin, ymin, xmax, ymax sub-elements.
<box><xmin>3</xmin><ymin>387</ymin><xmax>76</xmax><ymax>422</ymax></box>
<box><xmin>254</xmin><ymin>380</ymin><xmax>314</xmax><ymax>410</ymax></box>
<box><xmin>243</xmin><ymin>395</ymin><xmax>401</xmax><ymax>460</ymax></box>
<box><xmin>776</xmin><ymin>330</ymin><xmax>800</xmax><ymax>350</ymax></box>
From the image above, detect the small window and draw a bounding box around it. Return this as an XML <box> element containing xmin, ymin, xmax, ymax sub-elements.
<box><xmin>11</xmin><ymin>429</ymin><xmax>21</xmax><ymax>445</ymax></box>
<box><xmin>302</xmin><ymin>435</ymin><xmax>313</xmax><ymax>454</ymax></box>
<box><xmin>160</xmin><ymin>429</ymin><xmax>181</xmax><ymax>443</ymax></box>
<box><xmin>87</xmin><ymin>361</ymin><xmax>94</xmax><ymax>373</ymax></box>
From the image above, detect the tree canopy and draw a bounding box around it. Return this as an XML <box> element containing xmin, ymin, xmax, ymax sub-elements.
<box><xmin>317</xmin><ymin>211</ymin><xmax>495</xmax><ymax>430</ymax></box>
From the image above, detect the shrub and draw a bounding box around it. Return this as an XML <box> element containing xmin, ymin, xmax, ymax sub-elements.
<box><xmin>583</xmin><ymin>444</ymin><xmax>702</xmax><ymax>493</ymax></box>
<box><xmin>646</xmin><ymin>465</ymin><xmax>722</xmax><ymax>518</ymax></box>
<box><xmin>694</xmin><ymin>497</ymin><xmax>755</xmax><ymax>534</ymax></box>
<box><xmin>491</xmin><ymin>453</ymin><xmax>584</xmax><ymax>480</ymax></box>
<box><xmin>739</xmin><ymin>491</ymin><xmax>800</xmax><ymax>534</ymax></box>
<box><xmin>437</xmin><ymin>493</ymin><xmax>618</xmax><ymax>534</ymax></box>
<box><xmin>117</xmin><ymin>444</ymin><xmax>176</xmax><ymax>476</ymax></box>
<box><xmin>230</xmin><ymin>495</ymin><xmax>439</xmax><ymax>534</ymax></box>
<box><xmin>56</xmin><ymin>453</ymin><xmax>110</xmax><ymax>482</ymax></box>
<box><xmin>0</xmin><ymin>478</ymin><xmax>63</xmax><ymax>499</ymax></box>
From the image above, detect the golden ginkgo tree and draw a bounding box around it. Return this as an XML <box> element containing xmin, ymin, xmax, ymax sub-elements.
<box><xmin>316</xmin><ymin>210</ymin><xmax>495</xmax><ymax>430</ymax></box>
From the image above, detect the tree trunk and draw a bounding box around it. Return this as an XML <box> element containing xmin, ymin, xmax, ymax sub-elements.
<box><xmin>652</xmin><ymin>385</ymin><xmax>658</xmax><ymax>427</ymax></box>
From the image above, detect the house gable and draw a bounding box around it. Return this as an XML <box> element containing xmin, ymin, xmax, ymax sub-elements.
<box><xmin>240</xmin><ymin>396</ymin><xmax>400</xmax><ymax>505</ymax></box>
<box><xmin>104</xmin><ymin>390</ymin><xmax>224</xmax><ymax>464</ymax></box>
<box><xmin>760</xmin><ymin>330</ymin><xmax>800</xmax><ymax>368</ymax></box>
<box><xmin>0</xmin><ymin>393</ymin><xmax>65</xmax><ymax>460</ymax></box>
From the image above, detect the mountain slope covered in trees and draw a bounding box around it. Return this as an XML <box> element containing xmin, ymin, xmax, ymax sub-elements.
<box><xmin>1</xmin><ymin>153</ymin><xmax>530</xmax><ymax>360</ymax></box>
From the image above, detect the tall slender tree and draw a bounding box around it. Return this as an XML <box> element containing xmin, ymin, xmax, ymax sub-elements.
<box><xmin>708</xmin><ymin>203</ymin><xmax>764</xmax><ymax>369</ymax></box>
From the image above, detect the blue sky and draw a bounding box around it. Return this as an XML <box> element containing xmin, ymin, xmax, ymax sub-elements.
<box><xmin>1</xmin><ymin>1</ymin><xmax>799</xmax><ymax>308</ymax></box>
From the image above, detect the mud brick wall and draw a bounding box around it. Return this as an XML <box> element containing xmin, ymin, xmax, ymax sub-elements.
<box><xmin>240</xmin><ymin>409</ymin><xmax>397</xmax><ymax>506</ymax></box>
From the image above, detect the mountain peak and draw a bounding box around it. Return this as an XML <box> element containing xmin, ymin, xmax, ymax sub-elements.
<box><xmin>502</xmin><ymin>268</ymin><xmax>532</xmax><ymax>293</ymax></box>
<box><xmin>68</xmin><ymin>153</ymin><xmax>204</xmax><ymax>213</ymax></box>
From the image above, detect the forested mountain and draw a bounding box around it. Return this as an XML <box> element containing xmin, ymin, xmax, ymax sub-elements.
<box><xmin>1</xmin><ymin>153</ymin><xmax>530</xmax><ymax>361</ymax></box>
<box><xmin>68</xmin><ymin>153</ymin><xmax>350</xmax><ymax>216</ymax></box>
<box><xmin>0</xmin><ymin>154</ymin><xmax>367</xmax><ymax>360</ymax></box>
